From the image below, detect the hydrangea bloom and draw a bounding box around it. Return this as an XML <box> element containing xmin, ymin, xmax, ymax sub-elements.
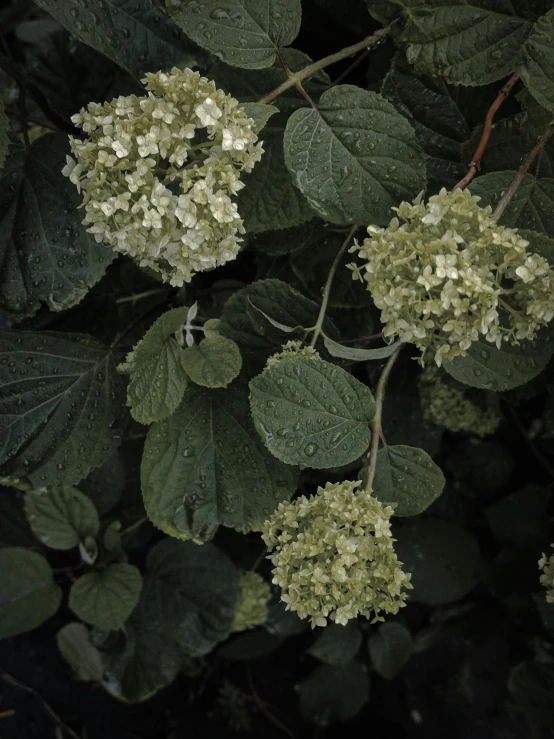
<box><xmin>350</xmin><ymin>188</ymin><xmax>554</xmax><ymax>365</ymax></box>
<box><xmin>539</xmin><ymin>546</ymin><xmax>554</xmax><ymax>604</ymax></box>
<box><xmin>231</xmin><ymin>572</ymin><xmax>271</xmax><ymax>633</ymax></box>
<box><xmin>265</xmin><ymin>340</ymin><xmax>319</xmax><ymax>368</ymax></box>
<box><xmin>419</xmin><ymin>366</ymin><xmax>500</xmax><ymax>437</ymax></box>
<box><xmin>262</xmin><ymin>480</ymin><xmax>411</xmax><ymax>627</ymax></box>
<box><xmin>63</xmin><ymin>67</ymin><xmax>263</xmax><ymax>286</ymax></box>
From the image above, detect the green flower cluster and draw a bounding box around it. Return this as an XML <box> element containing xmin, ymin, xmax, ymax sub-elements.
<box><xmin>262</xmin><ymin>480</ymin><xmax>411</xmax><ymax>627</ymax></box>
<box><xmin>350</xmin><ymin>188</ymin><xmax>554</xmax><ymax>365</ymax></box>
<box><xmin>63</xmin><ymin>67</ymin><xmax>263</xmax><ymax>286</ymax></box>
<box><xmin>231</xmin><ymin>571</ymin><xmax>271</xmax><ymax>633</ymax></box>
<box><xmin>539</xmin><ymin>546</ymin><xmax>554</xmax><ymax>604</ymax></box>
<box><xmin>419</xmin><ymin>366</ymin><xmax>500</xmax><ymax>436</ymax></box>
<box><xmin>266</xmin><ymin>340</ymin><xmax>319</xmax><ymax>368</ymax></box>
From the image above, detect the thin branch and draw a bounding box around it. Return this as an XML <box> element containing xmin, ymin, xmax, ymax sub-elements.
<box><xmin>342</xmin><ymin>332</ymin><xmax>383</xmax><ymax>344</ymax></box>
<box><xmin>309</xmin><ymin>225</ymin><xmax>357</xmax><ymax>348</ymax></box>
<box><xmin>364</xmin><ymin>343</ymin><xmax>403</xmax><ymax>492</ymax></box>
<box><xmin>257</xmin><ymin>27</ymin><xmax>390</xmax><ymax>105</ymax></box>
<box><xmin>492</xmin><ymin>120</ymin><xmax>554</xmax><ymax>222</ymax></box>
<box><xmin>452</xmin><ymin>71</ymin><xmax>521</xmax><ymax>191</ymax></box>
<box><xmin>247</xmin><ymin>670</ymin><xmax>295</xmax><ymax>739</ymax></box>
<box><xmin>120</xmin><ymin>515</ymin><xmax>149</xmax><ymax>537</ymax></box>
<box><xmin>0</xmin><ymin>671</ymin><xmax>81</xmax><ymax>739</ymax></box>
<box><xmin>331</xmin><ymin>46</ymin><xmax>372</xmax><ymax>87</ymax></box>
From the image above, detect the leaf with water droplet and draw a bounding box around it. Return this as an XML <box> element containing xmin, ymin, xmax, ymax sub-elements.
<box><xmin>249</xmin><ymin>356</ymin><xmax>375</xmax><ymax>468</ymax></box>
<box><xmin>521</xmin><ymin>9</ymin><xmax>554</xmax><ymax>112</ymax></box>
<box><xmin>180</xmin><ymin>335</ymin><xmax>242</xmax><ymax>389</ymax></box>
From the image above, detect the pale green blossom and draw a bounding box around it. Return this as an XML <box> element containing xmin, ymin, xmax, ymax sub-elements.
<box><xmin>539</xmin><ymin>546</ymin><xmax>554</xmax><ymax>604</ymax></box>
<box><xmin>231</xmin><ymin>571</ymin><xmax>271</xmax><ymax>633</ymax></box>
<box><xmin>350</xmin><ymin>188</ymin><xmax>554</xmax><ymax>365</ymax></box>
<box><xmin>63</xmin><ymin>67</ymin><xmax>263</xmax><ymax>286</ymax></box>
<box><xmin>265</xmin><ymin>340</ymin><xmax>319</xmax><ymax>368</ymax></box>
<box><xmin>419</xmin><ymin>366</ymin><xmax>500</xmax><ymax>437</ymax></box>
<box><xmin>262</xmin><ymin>480</ymin><xmax>411</xmax><ymax>627</ymax></box>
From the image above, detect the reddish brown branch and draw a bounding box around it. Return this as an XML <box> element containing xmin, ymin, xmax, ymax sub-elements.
<box><xmin>452</xmin><ymin>71</ymin><xmax>521</xmax><ymax>191</ymax></box>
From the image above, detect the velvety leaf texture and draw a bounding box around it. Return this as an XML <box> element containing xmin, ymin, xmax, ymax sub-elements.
<box><xmin>24</xmin><ymin>487</ymin><xmax>100</xmax><ymax>550</ymax></box>
<box><xmin>283</xmin><ymin>85</ymin><xmax>426</xmax><ymax>225</ymax></box>
<box><xmin>0</xmin><ymin>134</ymin><xmax>113</xmax><ymax>320</ymax></box>
<box><xmin>180</xmin><ymin>335</ymin><xmax>242</xmax><ymax>388</ymax></box>
<box><xmin>33</xmin><ymin>0</ymin><xmax>208</xmax><ymax>79</ymax></box>
<box><xmin>0</xmin><ymin>330</ymin><xmax>125</xmax><ymax>488</ymax></box>
<box><xmin>69</xmin><ymin>563</ymin><xmax>143</xmax><ymax>630</ymax></box>
<box><xmin>168</xmin><ymin>0</ymin><xmax>301</xmax><ymax>69</ymax></box>
<box><xmin>141</xmin><ymin>381</ymin><xmax>296</xmax><ymax>542</ymax></box>
<box><xmin>0</xmin><ymin>547</ymin><xmax>62</xmax><ymax>639</ymax></box>
<box><xmin>249</xmin><ymin>357</ymin><xmax>375</xmax><ymax>468</ymax></box>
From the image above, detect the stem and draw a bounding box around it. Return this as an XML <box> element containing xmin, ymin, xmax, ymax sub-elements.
<box><xmin>115</xmin><ymin>287</ymin><xmax>170</xmax><ymax>305</ymax></box>
<box><xmin>257</xmin><ymin>27</ymin><xmax>390</xmax><ymax>105</ymax></box>
<box><xmin>309</xmin><ymin>225</ymin><xmax>357</xmax><ymax>348</ymax></box>
<box><xmin>492</xmin><ymin>120</ymin><xmax>554</xmax><ymax>222</ymax></box>
<box><xmin>342</xmin><ymin>332</ymin><xmax>383</xmax><ymax>344</ymax></box>
<box><xmin>364</xmin><ymin>343</ymin><xmax>403</xmax><ymax>492</ymax></box>
<box><xmin>120</xmin><ymin>515</ymin><xmax>149</xmax><ymax>537</ymax></box>
<box><xmin>452</xmin><ymin>71</ymin><xmax>521</xmax><ymax>191</ymax></box>
<box><xmin>331</xmin><ymin>46</ymin><xmax>372</xmax><ymax>87</ymax></box>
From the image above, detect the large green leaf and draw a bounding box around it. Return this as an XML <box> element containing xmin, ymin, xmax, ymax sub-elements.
<box><xmin>69</xmin><ymin>563</ymin><xmax>143</xmax><ymax>630</ymax></box>
<box><xmin>0</xmin><ymin>134</ymin><xmax>113</xmax><ymax>321</ymax></box>
<box><xmin>141</xmin><ymin>381</ymin><xmax>296</xmax><ymax>542</ymax></box>
<box><xmin>381</xmin><ymin>59</ymin><xmax>469</xmax><ymax>190</ymax></box>
<box><xmin>522</xmin><ymin>9</ymin><xmax>554</xmax><ymax>112</ymax></box>
<box><xmin>399</xmin><ymin>0</ymin><xmax>541</xmax><ymax>85</ymax></box>
<box><xmin>395</xmin><ymin>518</ymin><xmax>480</xmax><ymax>606</ymax></box>
<box><xmin>371</xmin><ymin>445</ymin><xmax>445</xmax><ymax>516</ymax></box>
<box><xmin>298</xmin><ymin>663</ymin><xmax>369</xmax><ymax>725</ymax></box>
<box><xmin>368</xmin><ymin>622</ymin><xmax>413</xmax><ymax>680</ymax></box>
<box><xmin>471</xmin><ymin>173</ymin><xmax>554</xmax><ymax>238</ymax></box>
<box><xmin>167</xmin><ymin>0</ymin><xmax>301</xmax><ymax>69</ymax></box>
<box><xmin>0</xmin><ymin>330</ymin><xmax>126</xmax><ymax>488</ymax></box>
<box><xmin>249</xmin><ymin>356</ymin><xmax>375</xmax><ymax>468</ymax></box>
<box><xmin>443</xmin><ymin>333</ymin><xmax>554</xmax><ymax>391</ymax></box>
<box><xmin>0</xmin><ymin>547</ymin><xmax>62</xmax><ymax>639</ymax></box>
<box><xmin>118</xmin><ymin>307</ymin><xmax>189</xmax><ymax>424</ymax></box>
<box><xmin>180</xmin><ymin>335</ymin><xmax>242</xmax><ymax>388</ymax></box>
<box><xmin>33</xmin><ymin>0</ymin><xmax>208</xmax><ymax>79</ymax></box>
<box><xmin>283</xmin><ymin>85</ymin><xmax>426</xmax><ymax>225</ymax></box>
<box><xmin>24</xmin><ymin>487</ymin><xmax>100</xmax><ymax>550</ymax></box>
<box><xmin>307</xmin><ymin>623</ymin><xmax>362</xmax><ymax>666</ymax></box>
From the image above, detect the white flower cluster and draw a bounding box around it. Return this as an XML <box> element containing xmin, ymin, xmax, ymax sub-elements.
<box><xmin>350</xmin><ymin>188</ymin><xmax>554</xmax><ymax>365</ymax></box>
<box><xmin>539</xmin><ymin>546</ymin><xmax>554</xmax><ymax>604</ymax></box>
<box><xmin>231</xmin><ymin>571</ymin><xmax>271</xmax><ymax>633</ymax></box>
<box><xmin>266</xmin><ymin>340</ymin><xmax>319</xmax><ymax>369</ymax></box>
<box><xmin>63</xmin><ymin>67</ymin><xmax>263</xmax><ymax>285</ymax></box>
<box><xmin>262</xmin><ymin>480</ymin><xmax>411</xmax><ymax>627</ymax></box>
<box><xmin>419</xmin><ymin>366</ymin><xmax>500</xmax><ymax>437</ymax></box>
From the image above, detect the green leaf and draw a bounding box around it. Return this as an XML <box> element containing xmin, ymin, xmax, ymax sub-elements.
<box><xmin>0</xmin><ymin>100</ymin><xmax>9</xmax><ymax>172</ymax></box>
<box><xmin>241</xmin><ymin>102</ymin><xmax>279</xmax><ymax>133</ymax></box>
<box><xmin>24</xmin><ymin>487</ymin><xmax>100</xmax><ymax>550</ymax></box>
<box><xmin>443</xmin><ymin>333</ymin><xmax>554</xmax><ymax>391</ymax></box>
<box><xmin>381</xmin><ymin>58</ymin><xmax>469</xmax><ymax>190</ymax></box>
<box><xmin>219</xmin><ymin>631</ymin><xmax>284</xmax><ymax>660</ymax></box>
<box><xmin>371</xmin><ymin>445</ymin><xmax>445</xmax><ymax>516</ymax></box>
<box><xmin>79</xmin><ymin>451</ymin><xmax>125</xmax><ymax>516</ymax></box>
<box><xmin>69</xmin><ymin>563</ymin><xmax>143</xmax><ymax>630</ymax></box>
<box><xmin>118</xmin><ymin>307</ymin><xmax>189</xmax><ymax>424</ymax></box>
<box><xmin>522</xmin><ymin>9</ymin><xmax>554</xmax><ymax>112</ymax></box>
<box><xmin>399</xmin><ymin>0</ymin><xmax>537</xmax><ymax>85</ymax></box>
<box><xmin>471</xmin><ymin>173</ymin><xmax>554</xmax><ymax>238</ymax></box>
<box><xmin>57</xmin><ymin>623</ymin><xmax>104</xmax><ymax>682</ymax></box>
<box><xmin>485</xmin><ymin>485</ymin><xmax>551</xmax><ymax>551</ymax></box>
<box><xmin>141</xmin><ymin>381</ymin><xmax>296</xmax><ymax>542</ymax></box>
<box><xmin>395</xmin><ymin>518</ymin><xmax>480</xmax><ymax>606</ymax></box>
<box><xmin>0</xmin><ymin>547</ymin><xmax>62</xmax><ymax>639</ymax></box>
<box><xmin>323</xmin><ymin>336</ymin><xmax>399</xmax><ymax>362</ymax></box>
<box><xmin>167</xmin><ymin>0</ymin><xmax>301</xmax><ymax>69</ymax></box>
<box><xmin>368</xmin><ymin>621</ymin><xmax>413</xmax><ymax>679</ymax></box>
<box><xmin>249</xmin><ymin>356</ymin><xmax>375</xmax><ymax>468</ymax></box>
<box><xmin>250</xmin><ymin>221</ymin><xmax>319</xmax><ymax>257</ymax></box>
<box><xmin>180</xmin><ymin>335</ymin><xmax>242</xmax><ymax>388</ymax></box>
<box><xmin>307</xmin><ymin>622</ymin><xmax>362</xmax><ymax>666</ymax></box>
<box><xmin>298</xmin><ymin>663</ymin><xmax>369</xmax><ymax>725</ymax></box>
<box><xmin>33</xmin><ymin>0</ymin><xmax>208</xmax><ymax>80</ymax></box>
<box><xmin>521</xmin><ymin>229</ymin><xmax>554</xmax><ymax>268</ymax></box>
<box><xmin>0</xmin><ymin>134</ymin><xmax>113</xmax><ymax>321</ymax></box>
<box><xmin>0</xmin><ymin>330</ymin><xmax>126</xmax><ymax>488</ymax></box>
<box><xmin>283</xmin><ymin>85</ymin><xmax>426</xmax><ymax>225</ymax></box>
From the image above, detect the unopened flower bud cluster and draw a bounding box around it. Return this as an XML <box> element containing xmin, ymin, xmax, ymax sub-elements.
<box><xmin>262</xmin><ymin>480</ymin><xmax>411</xmax><ymax>627</ymax></box>
<box><xmin>231</xmin><ymin>571</ymin><xmax>271</xmax><ymax>633</ymax></box>
<box><xmin>350</xmin><ymin>188</ymin><xmax>554</xmax><ymax>365</ymax></box>
<box><xmin>539</xmin><ymin>546</ymin><xmax>554</xmax><ymax>604</ymax></box>
<box><xmin>419</xmin><ymin>366</ymin><xmax>500</xmax><ymax>437</ymax></box>
<box><xmin>63</xmin><ymin>67</ymin><xmax>263</xmax><ymax>285</ymax></box>
<box><xmin>266</xmin><ymin>340</ymin><xmax>319</xmax><ymax>369</ymax></box>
